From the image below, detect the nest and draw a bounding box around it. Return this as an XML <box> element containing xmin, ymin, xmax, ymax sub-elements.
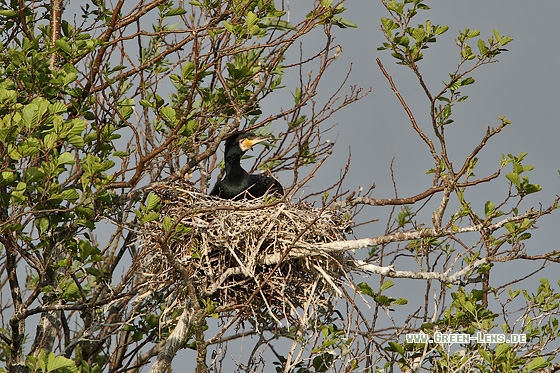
<box><xmin>138</xmin><ymin>182</ymin><xmax>352</xmax><ymax>325</ymax></box>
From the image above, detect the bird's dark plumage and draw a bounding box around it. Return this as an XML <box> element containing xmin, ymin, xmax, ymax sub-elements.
<box><xmin>210</xmin><ymin>132</ymin><xmax>284</xmax><ymax>200</ymax></box>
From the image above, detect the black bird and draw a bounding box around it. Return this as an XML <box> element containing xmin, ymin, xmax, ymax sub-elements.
<box><xmin>210</xmin><ymin>132</ymin><xmax>284</xmax><ymax>200</ymax></box>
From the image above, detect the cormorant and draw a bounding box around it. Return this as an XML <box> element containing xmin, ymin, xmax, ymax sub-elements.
<box><xmin>210</xmin><ymin>132</ymin><xmax>284</xmax><ymax>200</ymax></box>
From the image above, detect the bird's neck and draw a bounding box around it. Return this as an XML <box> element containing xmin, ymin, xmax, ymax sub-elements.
<box><xmin>225</xmin><ymin>153</ymin><xmax>249</xmax><ymax>179</ymax></box>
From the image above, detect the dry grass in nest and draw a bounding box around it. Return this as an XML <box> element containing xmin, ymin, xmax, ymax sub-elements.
<box><xmin>138</xmin><ymin>182</ymin><xmax>352</xmax><ymax>325</ymax></box>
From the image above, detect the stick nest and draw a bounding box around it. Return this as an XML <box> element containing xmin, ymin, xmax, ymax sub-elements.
<box><xmin>139</xmin><ymin>182</ymin><xmax>353</xmax><ymax>324</ymax></box>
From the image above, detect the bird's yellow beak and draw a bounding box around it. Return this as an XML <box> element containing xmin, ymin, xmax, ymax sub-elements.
<box><xmin>240</xmin><ymin>136</ymin><xmax>271</xmax><ymax>151</ymax></box>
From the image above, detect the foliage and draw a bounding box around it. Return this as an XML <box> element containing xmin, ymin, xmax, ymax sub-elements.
<box><xmin>0</xmin><ymin>0</ymin><xmax>361</xmax><ymax>372</ymax></box>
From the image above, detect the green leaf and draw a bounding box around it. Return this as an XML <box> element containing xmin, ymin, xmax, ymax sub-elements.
<box><xmin>132</xmin><ymin>330</ymin><xmax>144</xmax><ymax>341</ymax></box>
<box><xmin>381</xmin><ymin>17</ymin><xmax>395</xmax><ymax>32</ymax></box>
<box><xmin>67</xmin><ymin>135</ymin><xmax>84</xmax><ymax>148</ymax></box>
<box><xmin>62</xmin><ymin>282</ymin><xmax>81</xmax><ymax>300</ymax></box>
<box><xmin>20</xmin><ymin>138</ymin><xmax>41</xmax><ymax>156</ymax></box>
<box><xmin>386</xmin><ymin>341</ymin><xmax>405</xmax><ymax>355</ymax></box>
<box><xmin>159</xmin><ymin>106</ymin><xmax>177</xmax><ymax>124</ymax></box>
<box><xmin>380</xmin><ymin>280</ymin><xmax>394</xmax><ymax>292</ymax></box>
<box><xmin>164</xmin><ymin>7</ymin><xmax>187</xmax><ymax>17</ymax></box>
<box><xmin>519</xmin><ymin>218</ymin><xmax>532</xmax><ymax>230</ymax></box>
<box><xmin>435</xmin><ymin>25</ymin><xmax>449</xmax><ymax>36</ymax></box>
<box><xmin>411</xmin><ymin>27</ymin><xmax>425</xmax><ymax>43</ymax></box>
<box><xmin>146</xmin><ymin>193</ymin><xmax>161</xmax><ymax>211</ymax></box>
<box><xmin>332</xmin><ymin>16</ymin><xmax>358</xmax><ymax>29</ymax></box>
<box><xmin>246</xmin><ymin>11</ymin><xmax>258</xmax><ymax>28</ymax></box>
<box><xmin>506</xmin><ymin>172</ymin><xmax>520</xmax><ymax>186</ymax></box>
<box><xmin>504</xmin><ymin>222</ymin><xmax>515</xmax><ymax>233</ymax></box>
<box><xmin>261</xmin><ymin>18</ymin><xmax>294</xmax><ymax>30</ymax></box>
<box><xmin>76</xmin><ymin>206</ymin><xmax>94</xmax><ymax>220</ymax></box>
<box><xmin>60</xmin><ymin>188</ymin><xmax>80</xmax><ymax>202</ymax></box>
<box><xmin>112</xmin><ymin>150</ymin><xmax>130</xmax><ymax>157</ymax></box>
<box><xmin>498</xmin><ymin>35</ymin><xmax>513</xmax><ymax>47</ymax></box>
<box><xmin>22</xmin><ymin>104</ymin><xmax>40</xmax><ymax>128</ymax></box>
<box><xmin>396</xmin><ymin>35</ymin><xmax>409</xmax><ymax>47</ymax></box>
<box><xmin>461</xmin><ymin>44</ymin><xmax>475</xmax><ymax>60</ymax></box>
<box><xmin>463</xmin><ymin>300</ymin><xmax>474</xmax><ymax>313</ymax></box>
<box><xmin>466</xmin><ymin>29</ymin><xmax>480</xmax><ymax>39</ymax></box>
<box><xmin>67</xmin><ymin>119</ymin><xmax>86</xmax><ymax>137</ymax></box>
<box><xmin>524</xmin><ymin>183</ymin><xmax>541</xmax><ymax>194</ymax></box>
<box><xmin>477</xmin><ymin>39</ymin><xmax>488</xmax><ymax>56</ymax></box>
<box><xmin>58</xmin><ymin>152</ymin><xmax>75</xmax><ymax>166</ymax></box>
<box><xmin>518</xmin><ymin>232</ymin><xmax>532</xmax><ymax>241</ymax></box>
<box><xmin>186</xmin><ymin>119</ymin><xmax>198</xmax><ymax>134</ymax></box>
<box><xmin>78</xmin><ymin>240</ymin><xmax>93</xmax><ymax>261</ymax></box>
<box><xmin>181</xmin><ymin>62</ymin><xmax>196</xmax><ymax>80</ymax></box>
<box><xmin>46</xmin><ymin>352</ymin><xmax>78</xmax><ymax>373</ymax></box>
<box><xmin>162</xmin><ymin>216</ymin><xmax>173</xmax><ymax>232</ymax></box>
<box><xmin>357</xmin><ymin>282</ymin><xmax>375</xmax><ymax>298</ymax></box>
<box><xmin>36</xmin><ymin>217</ymin><xmax>49</xmax><ymax>234</ymax></box>
<box><xmin>495</xmin><ymin>343</ymin><xmax>511</xmax><ymax>359</ymax></box>
<box><xmin>0</xmin><ymin>9</ymin><xmax>18</xmax><ymax>18</ymax></box>
<box><xmin>49</xmin><ymin>102</ymin><xmax>67</xmax><ymax>114</ymax></box>
<box><xmin>24</xmin><ymin>167</ymin><xmax>44</xmax><ymax>183</ymax></box>
<box><xmin>139</xmin><ymin>99</ymin><xmax>153</xmax><ymax>108</ymax></box>
<box><xmin>223</xmin><ymin>21</ymin><xmax>235</xmax><ymax>34</ymax></box>
<box><xmin>55</xmin><ymin>39</ymin><xmax>73</xmax><ymax>55</ymax></box>
<box><xmin>11</xmin><ymin>181</ymin><xmax>27</xmax><ymax>203</ymax></box>
<box><xmin>484</xmin><ymin>201</ymin><xmax>495</xmax><ymax>218</ymax></box>
<box><xmin>524</xmin><ymin>357</ymin><xmax>549</xmax><ymax>372</ymax></box>
<box><xmin>312</xmin><ymin>353</ymin><xmax>333</xmax><ymax>372</ymax></box>
<box><xmin>0</xmin><ymin>171</ymin><xmax>18</xmax><ymax>185</ymax></box>
<box><xmin>293</xmin><ymin>87</ymin><xmax>302</xmax><ymax>104</ymax></box>
<box><xmin>449</xmin><ymin>78</ymin><xmax>462</xmax><ymax>91</ymax></box>
<box><xmin>141</xmin><ymin>211</ymin><xmax>160</xmax><ymax>224</ymax></box>
<box><xmin>175</xmin><ymin>223</ymin><xmax>191</xmax><ymax>234</ymax></box>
